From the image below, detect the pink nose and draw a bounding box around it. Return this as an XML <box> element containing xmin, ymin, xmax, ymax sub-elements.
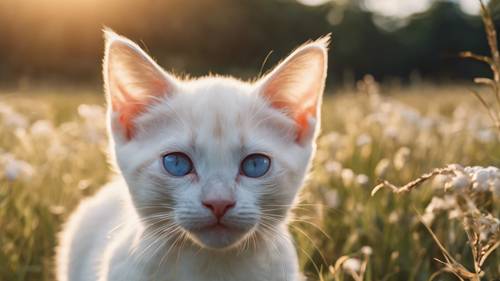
<box><xmin>202</xmin><ymin>199</ymin><xmax>236</xmax><ymax>219</ymax></box>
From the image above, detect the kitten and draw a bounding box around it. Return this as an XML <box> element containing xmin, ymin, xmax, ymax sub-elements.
<box><xmin>56</xmin><ymin>30</ymin><xmax>329</xmax><ymax>281</ymax></box>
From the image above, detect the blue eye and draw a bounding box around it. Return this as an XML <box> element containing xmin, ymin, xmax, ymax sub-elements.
<box><xmin>162</xmin><ymin>152</ymin><xmax>193</xmax><ymax>177</ymax></box>
<box><xmin>241</xmin><ymin>154</ymin><xmax>271</xmax><ymax>178</ymax></box>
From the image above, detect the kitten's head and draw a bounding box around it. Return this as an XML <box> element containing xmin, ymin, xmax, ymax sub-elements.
<box><xmin>103</xmin><ymin>30</ymin><xmax>329</xmax><ymax>250</ymax></box>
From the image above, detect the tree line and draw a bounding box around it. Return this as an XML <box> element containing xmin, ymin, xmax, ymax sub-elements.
<box><xmin>0</xmin><ymin>0</ymin><xmax>497</xmax><ymax>87</ymax></box>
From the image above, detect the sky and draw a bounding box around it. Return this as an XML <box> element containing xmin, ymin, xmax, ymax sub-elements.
<box><xmin>296</xmin><ymin>0</ymin><xmax>486</xmax><ymax>16</ymax></box>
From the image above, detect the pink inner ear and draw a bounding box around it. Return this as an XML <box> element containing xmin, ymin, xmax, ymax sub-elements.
<box><xmin>111</xmin><ymin>77</ymin><xmax>169</xmax><ymax>139</ymax></box>
<box><xmin>264</xmin><ymin>96</ymin><xmax>314</xmax><ymax>142</ymax></box>
<box><xmin>259</xmin><ymin>44</ymin><xmax>326</xmax><ymax>143</ymax></box>
<box><xmin>265</xmin><ymin>80</ymin><xmax>320</xmax><ymax>142</ymax></box>
<box><xmin>295</xmin><ymin>104</ymin><xmax>317</xmax><ymax>142</ymax></box>
<box><xmin>113</xmin><ymin>84</ymin><xmax>140</xmax><ymax>140</ymax></box>
<box><xmin>104</xmin><ymin>34</ymin><xmax>175</xmax><ymax>140</ymax></box>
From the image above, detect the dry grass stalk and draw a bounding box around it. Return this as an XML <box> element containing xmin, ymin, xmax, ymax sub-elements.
<box><xmin>461</xmin><ymin>204</ymin><xmax>500</xmax><ymax>271</ymax></box>
<box><xmin>371</xmin><ymin>166</ymin><xmax>455</xmax><ymax>196</ymax></box>
<box><xmin>372</xmin><ymin>165</ymin><xmax>499</xmax><ymax>281</ymax></box>
<box><xmin>460</xmin><ymin>0</ymin><xmax>500</xmax><ymax>131</ymax></box>
<box><xmin>329</xmin><ymin>248</ymin><xmax>371</xmax><ymax>281</ymax></box>
<box><xmin>422</xmin><ymin>212</ymin><xmax>481</xmax><ymax>281</ymax></box>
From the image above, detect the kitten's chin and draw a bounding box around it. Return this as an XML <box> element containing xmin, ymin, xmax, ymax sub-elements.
<box><xmin>187</xmin><ymin>224</ymin><xmax>254</xmax><ymax>250</ymax></box>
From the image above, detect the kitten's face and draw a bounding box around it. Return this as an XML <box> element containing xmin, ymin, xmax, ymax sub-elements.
<box><xmin>103</xmin><ymin>30</ymin><xmax>328</xmax><ymax>250</ymax></box>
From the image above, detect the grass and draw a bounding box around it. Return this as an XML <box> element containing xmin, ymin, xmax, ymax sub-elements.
<box><xmin>0</xmin><ymin>83</ymin><xmax>498</xmax><ymax>281</ymax></box>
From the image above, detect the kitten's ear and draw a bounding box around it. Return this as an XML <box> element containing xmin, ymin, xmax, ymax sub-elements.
<box><xmin>258</xmin><ymin>35</ymin><xmax>329</xmax><ymax>144</ymax></box>
<box><xmin>103</xmin><ymin>29</ymin><xmax>176</xmax><ymax>139</ymax></box>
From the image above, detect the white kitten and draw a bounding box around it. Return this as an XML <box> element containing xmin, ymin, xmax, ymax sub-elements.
<box><xmin>56</xmin><ymin>30</ymin><xmax>329</xmax><ymax>281</ymax></box>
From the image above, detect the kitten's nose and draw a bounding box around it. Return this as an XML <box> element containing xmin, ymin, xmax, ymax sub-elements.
<box><xmin>202</xmin><ymin>199</ymin><xmax>235</xmax><ymax>219</ymax></box>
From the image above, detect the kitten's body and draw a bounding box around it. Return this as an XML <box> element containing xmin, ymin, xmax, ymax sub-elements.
<box><xmin>59</xmin><ymin>180</ymin><xmax>299</xmax><ymax>281</ymax></box>
<box><xmin>56</xmin><ymin>31</ymin><xmax>328</xmax><ymax>281</ymax></box>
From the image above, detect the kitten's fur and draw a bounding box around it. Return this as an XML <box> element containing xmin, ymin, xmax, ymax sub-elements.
<box><xmin>56</xmin><ymin>30</ymin><xmax>329</xmax><ymax>281</ymax></box>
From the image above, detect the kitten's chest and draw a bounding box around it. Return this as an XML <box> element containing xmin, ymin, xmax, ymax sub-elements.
<box><xmin>151</xmin><ymin>250</ymin><xmax>292</xmax><ymax>281</ymax></box>
<box><xmin>165</xmin><ymin>266</ymin><xmax>279</xmax><ymax>281</ymax></box>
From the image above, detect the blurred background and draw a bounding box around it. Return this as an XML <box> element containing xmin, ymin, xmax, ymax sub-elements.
<box><xmin>1</xmin><ymin>1</ymin><xmax>500</xmax><ymax>280</ymax></box>
<box><xmin>0</xmin><ymin>0</ymin><xmax>499</xmax><ymax>88</ymax></box>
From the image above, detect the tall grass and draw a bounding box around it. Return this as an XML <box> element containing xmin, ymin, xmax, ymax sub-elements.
<box><xmin>1</xmin><ymin>83</ymin><xmax>497</xmax><ymax>281</ymax></box>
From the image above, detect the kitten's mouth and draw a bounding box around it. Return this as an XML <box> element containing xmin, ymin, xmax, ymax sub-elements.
<box><xmin>184</xmin><ymin>221</ymin><xmax>253</xmax><ymax>249</ymax></box>
<box><xmin>199</xmin><ymin>222</ymin><xmax>234</xmax><ymax>232</ymax></box>
<box><xmin>199</xmin><ymin>221</ymin><xmax>237</xmax><ymax>232</ymax></box>
<box><xmin>188</xmin><ymin>218</ymin><xmax>248</xmax><ymax>233</ymax></box>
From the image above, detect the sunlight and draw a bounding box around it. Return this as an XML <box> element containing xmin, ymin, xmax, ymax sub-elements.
<box><xmin>296</xmin><ymin>0</ymin><xmax>330</xmax><ymax>6</ymax></box>
<box><xmin>363</xmin><ymin>0</ymin><xmax>488</xmax><ymax>17</ymax></box>
<box><xmin>363</xmin><ymin>0</ymin><xmax>433</xmax><ymax>18</ymax></box>
<box><xmin>459</xmin><ymin>0</ymin><xmax>482</xmax><ymax>14</ymax></box>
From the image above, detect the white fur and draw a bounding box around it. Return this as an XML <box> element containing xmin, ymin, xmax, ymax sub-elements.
<box><xmin>56</xmin><ymin>30</ymin><xmax>329</xmax><ymax>281</ymax></box>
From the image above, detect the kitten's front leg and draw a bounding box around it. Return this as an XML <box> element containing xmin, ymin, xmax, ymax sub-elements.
<box><xmin>263</xmin><ymin>228</ymin><xmax>303</xmax><ymax>281</ymax></box>
<box><xmin>98</xmin><ymin>258</ymin><xmax>147</xmax><ymax>281</ymax></box>
<box><xmin>97</xmin><ymin>230</ymin><xmax>155</xmax><ymax>281</ymax></box>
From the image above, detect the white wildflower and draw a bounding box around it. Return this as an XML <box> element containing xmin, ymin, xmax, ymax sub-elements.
<box><xmin>442</xmin><ymin>165</ymin><xmax>500</xmax><ymax>193</ymax></box>
<box><xmin>490</xmin><ymin>178</ymin><xmax>500</xmax><ymax>197</ymax></box>
<box><xmin>448</xmin><ymin>163</ymin><xmax>464</xmax><ymax>171</ymax></box>
<box><xmin>379</xmin><ymin>102</ymin><xmax>393</xmax><ymax>114</ymax></box>
<box><xmin>77</xmin><ymin>104</ymin><xmax>107</xmax><ymax>144</ymax></box>
<box><xmin>475</xmin><ymin>129</ymin><xmax>496</xmax><ymax>143</ymax></box>
<box><xmin>464</xmin><ymin>166</ymin><xmax>478</xmax><ymax>174</ymax></box>
<box><xmin>425</xmin><ymin>196</ymin><xmax>455</xmax><ymax>214</ymax></box>
<box><xmin>375</xmin><ymin>158</ymin><xmax>391</xmax><ymax>178</ymax></box>
<box><xmin>364</xmin><ymin>112</ymin><xmax>387</xmax><ymax>126</ymax></box>
<box><xmin>390</xmin><ymin>251</ymin><xmax>399</xmax><ymax>261</ymax></box>
<box><xmin>49</xmin><ymin>205</ymin><xmax>66</xmax><ymax>215</ymax></box>
<box><xmin>325</xmin><ymin>160</ymin><xmax>342</xmax><ymax>176</ymax></box>
<box><xmin>356</xmin><ymin>174</ymin><xmax>369</xmax><ymax>187</ymax></box>
<box><xmin>383</xmin><ymin>126</ymin><xmax>398</xmax><ymax>139</ymax></box>
<box><xmin>0</xmin><ymin>103</ymin><xmax>29</xmax><ymax>129</ymax></box>
<box><xmin>472</xmin><ymin>169</ymin><xmax>490</xmax><ymax>191</ymax></box>
<box><xmin>341</xmin><ymin>169</ymin><xmax>355</xmax><ymax>187</ymax></box>
<box><xmin>399</xmin><ymin>106</ymin><xmax>422</xmax><ymax>124</ymax></box>
<box><xmin>425</xmin><ymin>197</ymin><xmax>444</xmax><ymax>214</ymax></box>
<box><xmin>324</xmin><ymin>189</ymin><xmax>339</xmax><ymax>208</ymax></box>
<box><xmin>1</xmin><ymin>153</ymin><xmax>35</xmax><ymax>181</ymax></box>
<box><xmin>361</xmin><ymin>246</ymin><xmax>373</xmax><ymax>256</ymax></box>
<box><xmin>47</xmin><ymin>140</ymin><xmax>68</xmax><ymax>158</ymax></box>
<box><xmin>319</xmin><ymin>132</ymin><xmax>341</xmax><ymax>146</ymax></box>
<box><xmin>78</xmin><ymin>179</ymin><xmax>92</xmax><ymax>190</ymax></box>
<box><xmin>342</xmin><ymin>258</ymin><xmax>361</xmax><ymax>273</ymax></box>
<box><xmin>0</xmin><ymin>102</ymin><xmax>11</xmax><ymax>114</ymax></box>
<box><xmin>421</xmin><ymin>212</ymin><xmax>435</xmax><ymax>225</ymax></box>
<box><xmin>78</xmin><ymin>104</ymin><xmax>105</xmax><ymax>122</ymax></box>
<box><xmin>448</xmin><ymin>209</ymin><xmax>461</xmax><ymax>220</ymax></box>
<box><xmin>356</xmin><ymin>133</ymin><xmax>372</xmax><ymax>147</ymax></box>
<box><xmin>444</xmin><ymin>173</ymin><xmax>470</xmax><ymax>191</ymax></box>
<box><xmin>30</xmin><ymin>120</ymin><xmax>55</xmax><ymax>138</ymax></box>
<box><xmin>453</xmin><ymin>105</ymin><xmax>468</xmax><ymax>120</ymax></box>
<box><xmin>393</xmin><ymin>147</ymin><xmax>411</xmax><ymax>170</ymax></box>
<box><xmin>477</xmin><ymin>214</ymin><xmax>500</xmax><ymax>241</ymax></box>
<box><xmin>484</xmin><ymin>165</ymin><xmax>499</xmax><ymax>174</ymax></box>
<box><xmin>418</xmin><ymin>117</ymin><xmax>434</xmax><ymax>131</ymax></box>
<box><xmin>432</xmin><ymin>174</ymin><xmax>450</xmax><ymax>190</ymax></box>
<box><xmin>388</xmin><ymin>211</ymin><xmax>400</xmax><ymax>224</ymax></box>
<box><xmin>442</xmin><ymin>195</ymin><xmax>456</xmax><ymax>209</ymax></box>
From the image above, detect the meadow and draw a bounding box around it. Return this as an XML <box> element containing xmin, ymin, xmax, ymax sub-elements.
<box><xmin>0</xmin><ymin>80</ymin><xmax>499</xmax><ymax>281</ymax></box>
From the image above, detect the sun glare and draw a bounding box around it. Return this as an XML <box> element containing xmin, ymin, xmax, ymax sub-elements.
<box><xmin>458</xmin><ymin>0</ymin><xmax>483</xmax><ymax>15</ymax></box>
<box><xmin>363</xmin><ymin>0</ymin><xmax>488</xmax><ymax>17</ymax></box>
<box><xmin>363</xmin><ymin>0</ymin><xmax>432</xmax><ymax>18</ymax></box>
<box><xmin>296</xmin><ymin>0</ymin><xmax>331</xmax><ymax>6</ymax></box>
